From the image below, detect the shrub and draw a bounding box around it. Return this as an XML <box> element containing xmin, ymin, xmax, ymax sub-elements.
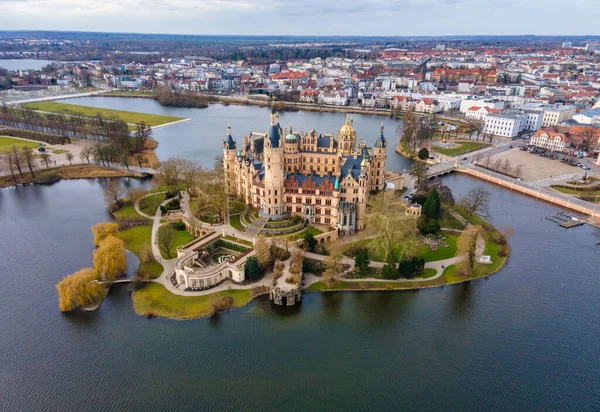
<box><xmin>171</xmin><ymin>221</ymin><xmax>186</xmax><ymax>231</ymax></box>
<box><xmin>273</xmin><ymin>260</ymin><xmax>284</xmax><ymax>280</ymax></box>
<box><xmin>381</xmin><ymin>261</ymin><xmax>397</xmax><ymax>279</ymax></box>
<box><xmin>211</xmin><ymin>295</ymin><xmax>234</xmax><ymax>313</ymax></box>
<box><xmin>270</xmin><ymin>245</ymin><xmax>291</xmax><ymax>261</ymax></box>
<box><xmin>165</xmin><ymin>189</ymin><xmax>177</xmax><ymax>199</ymax></box>
<box><xmin>166</xmin><ymin>199</ymin><xmax>180</xmax><ymax>210</ymax></box>
<box><xmin>285</xmin><ymin>274</ymin><xmax>301</xmax><ymax>284</ymax></box>
<box><xmin>418</xmin><ymin>216</ymin><xmax>440</xmax><ymax>235</ymax></box>
<box><xmin>302</xmin><ymin>258</ymin><xmax>326</xmax><ymax>275</ymax></box>
<box><xmin>289</xmin><ymin>252</ymin><xmax>304</xmax><ymax>274</ymax></box>
<box><xmin>302</xmin><ymin>231</ymin><xmax>317</xmax><ymax>252</ymax></box>
<box><xmin>159</xmin><ymin>205</ymin><xmax>167</xmax><ymax>215</ymax></box>
<box><xmin>418</xmin><ymin>148</ymin><xmax>430</xmax><ymax>160</ymax></box>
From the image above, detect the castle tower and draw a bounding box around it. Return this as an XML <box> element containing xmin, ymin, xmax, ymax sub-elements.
<box><xmin>223</xmin><ymin>124</ymin><xmax>237</xmax><ymax>196</ymax></box>
<box><xmin>263</xmin><ymin>111</ymin><xmax>285</xmax><ymax>216</ymax></box>
<box><xmin>338</xmin><ymin>114</ymin><xmax>357</xmax><ymax>156</ymax></box>
<box><xmin>372</xmin><ymin>122</ymin><xmax>387</xmax><ymax>191</ymax></box>
<box><xmin>356</xmin><ymin>157</ymin><xmax>369</xmax><ymax>230</ymax></box>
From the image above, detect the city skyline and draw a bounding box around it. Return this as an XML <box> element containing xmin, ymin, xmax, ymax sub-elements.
<box><xmin>1</xmin><ymin>0</ymin><xmax>599</xmax><ymax>36</ymax></box>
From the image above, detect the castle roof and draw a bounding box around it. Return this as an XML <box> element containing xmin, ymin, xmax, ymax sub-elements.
<box><xmin>374</xmin><ymin>122</ymin><xmax>386</xmax><ymax>148</ymax></box>
<box><xmin>225</xmin><ymin>125</ymin><xmax>236</xmax><ymax>150</ymax></box>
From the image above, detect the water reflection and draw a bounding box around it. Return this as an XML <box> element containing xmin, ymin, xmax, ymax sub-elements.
<box><xmin>320</xmin><ymin>292</ymin><xmax>344</xmax><ymax>318</ymax></box>
<box><xmin>450</xmin><ymin>282</ymin><xmax>477</xmax><ymax>318</ymax></box>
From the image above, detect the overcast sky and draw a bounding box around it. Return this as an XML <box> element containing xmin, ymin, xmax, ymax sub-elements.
<box><xmin>1</xmin><ymin>0</ymin><xmax>599</xmax><ymax>36</ymax></box>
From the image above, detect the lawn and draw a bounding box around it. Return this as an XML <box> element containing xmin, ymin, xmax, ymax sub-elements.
<box><xmin>432</xmin><ymin>141</ymin><xmax>490</xmax><ymax>157</ymax></box>
<box><xmin>132</xmin><ymin>283</ymin><xmax>252</xmax><ymax>319</ymax></box>
<box><xmin>341</xmin><ymin>232</ymin><xmax>458</xmax><ymax>263</ymax></box>
<box><xmin>52</xmin><ymin>149</ymin><xmax>69</xmax><ymax>154</ymax></box>
<box><xmin>229</xmin><ymin>214</ymin><xmax>244</xmax><ymax>231</ymax></box>
<box><xmin>118</xmin><ymin>225</ymin><xmax>163</xmax><ymax>278</ymax></box>
<box><xmin>289</xmin><ymin>226</ymin><xmax>323</xmax><ymax>240</ymax></box>
<box><xmin>112</xmin><ymin>202</ymin><xmax>149</xmax><ymax>221</ymax></box>
<box><xmin>139</xmin><ymin>192</ymin><xmax>167</xmax><ymax>216</ymax></box>
<box><xmin>160</xmin><ymin>227</ymin><xmax>196</xmax><ymax>259</ymax></box>
<box><xmin>22</xmin><ymin>101</ymin><xmax>185</xmax><ymax>127</ymax></box>
<box><xmin>0</xmin><ymin>136</ymin><xmax>41</xmax><ymax>151</ymax></box>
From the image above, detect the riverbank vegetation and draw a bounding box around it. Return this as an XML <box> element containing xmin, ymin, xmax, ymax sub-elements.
<box><xmin>132</xmin><ymin>283</ymin><xmax>252</xmax><ymax>319</ymax></box>
<box><xmin>56</xmin><ymin>223</ymin><xmax>128</xmax><ymax>312</ymax></box>
<box><xmin>0</xmin><ymin>164</ymin><xmax>140</xmax><ymax>188</ymax></box>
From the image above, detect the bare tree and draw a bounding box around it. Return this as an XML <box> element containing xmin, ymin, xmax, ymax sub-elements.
<box><xmin>11</xmin><ymin>146</ymin><xmax>24</xmax><ymax>178</ymax></box>
<box><xmin>409</xmin><ymin>162</ymin><xmax>428</xmax><ymax>188</ymax></box>
<box><xmin>65</xmin><ymin>152</ymin><xmax>75</xmax><ymax>165</ymax></box>
<box><xmin>135</xmin><ymin>154</ymin><xmax>146</xmax><ymax>170</ymax></box>
<box><xmin>120</xmin><ymin>153</ymin><xmax>130</xmax><ymax>170</ymax></box>
<box><xmin>20</xmin><ymin>147</ymin><xmax>37</xmax><ymax>178</ymax></box>
<box><xmin>514</xmin><ymin>164</ymin><xmax>524</xmax><ymax>179</ymax></box>
<box><xmin>1</xmin><ymin>150</ymin><xmax>18</xmax><ymax>185</ymax></box>
<box><xmin>80</xmin><ymin>147</ymin><xmax>92</xmax><ymax>164</ymax></box>
<box><xmin>104</xmin><ymin>180</ymin><xmax>125</xmax><ymax>207</ymax></box>
<box><xmin>40</xmin><ymin>152</ymin><xmax>51</xmax><ymax>168</ymax></box>
<box><xmin>501</xmin><ymin>159</ymin><xmax>511</xmax><ymax>175</ymax></box>
<box><xmin>579</xmin><ymin>124</ymin><xmax>600</xmax><ymax>152</ymax></box>
<box><xmin>460</xmin><ymin>187</ymin><xmax>491</xmax><ymax>223</ymax></box>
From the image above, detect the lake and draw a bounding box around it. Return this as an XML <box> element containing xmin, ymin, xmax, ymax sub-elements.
<box><xmin>1</xmin><ymin>101</ymin><xmax>599</xmax><ymax>411</ymax></box>
<box><xmin>0</xmin><ymin>59</ymin><xmax>60</xmax><ymax>71</ymax></box>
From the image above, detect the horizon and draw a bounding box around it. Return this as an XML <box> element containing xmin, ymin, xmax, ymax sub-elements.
<box><xmin>1</xmin><ymin>0</ymin><xmax>599</xmax><ymax>37</ymax></box>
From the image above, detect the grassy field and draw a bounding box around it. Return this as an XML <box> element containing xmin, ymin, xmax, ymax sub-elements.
<box><xmin>0</xmin><ymin>136</ymin><xmax>41</xmax><ymax>151</ymax></box>
<box><xmin>139</xmin><ymin>192</ymin><xmax>167</xmax><ymax>216</ymax></box>
<box><xmin>112</xmin><ymin>202</ymin><xmax>149</xmax><ymax>221</ymax></box>
<box><xmin>341</xmin><ymin>232</ymin><xmax>458</xmax><ymax>263</ymax></box>
<box><xmin>160</xmin><ymin>227</ymin><xmax>195</xmax><ymax>259</ymax></box>
<box><xmin>432</xmin><ymin>141</ymin><xmax>490</xmax><ymax>157</ymax></box>
<box><xmin>229</xmin><ymin>214</ymin><xmax>244</xmax><ymax>231</ymax></box>
<box><xmin>132</xmin><ymin>283</ymin><xmax>252</xmax><ymax>319</ymax></box>
<box><xmin>52</xmin><ymin>149</ymin><xmax>69</xmax><ymax>154</ymax></box>
<box><xmin>118</xmin><ymin>225</ymin><xmax>163</xmax><ymax>278</ymax></box>
<box><xmin>22</xmin><ymin>101</ymin><xmax>185</xmax><ymax>126</ymax></box>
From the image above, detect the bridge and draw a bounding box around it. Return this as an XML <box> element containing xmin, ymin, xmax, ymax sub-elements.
<box><xmin>422</xmin><ymin>161</ymin><xmax>600</xmax><ymax>220</ymax></box>
<box><xmin>94</xmin><ymin>278</ymin><xmax>139</xmax><ymax>285</ymax></box>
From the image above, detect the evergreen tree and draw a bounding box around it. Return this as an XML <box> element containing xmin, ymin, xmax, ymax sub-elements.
<box><xmin>354</xmin><ymin>248</ymin><xmax>371</xmax><ymax>275</ymax></box>
<box><xmin>381</xmin><ymin>258</ymin><xmax>397</xmax><ymax>279</ymax></box>
<box><xmin>422</xmin><ymin>188</ymin><xmax>441</xmax><ymax>219</ymax></box>
<box><xmin>397</xmin><ymin>259</ymin><xmax>414</xmax><ymax>278</ymax></box>
<box><xmin>418</xmin><ymin>148</ymin><xmax>430</xmax><ymax>160</ymax></box>
<box><xmin>244</xmin><ymin>256</ymin><xmax>262</xmax><ymax>280</ymax></box>
<box><xmin>303</xmin><ymin>231</ymin><xmax>318</xmax><ymax>253</ymax></box>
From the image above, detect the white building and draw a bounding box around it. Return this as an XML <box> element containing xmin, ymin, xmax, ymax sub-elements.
<box><xmin>459</xmin><ymin>98</ymin><xmax>505</xmax><ymax>114</ymax></box>
<box><xmin>465</xmin><ymin>106</ymin><xmax>501</xmax><ymax>121</ymax></box>
<box><xmin>484</xmin><ymin>111</ymin><xmax>527</xmax><ymax>138</ymax></box>
<box><xmin>319</xmin><ymin>91</ymin><xmax>348</xmax><ymax>106</ymax></box>
<box><xmin>572</xmin><ymin>109</ymin><xmax>600</xmax><ymax>125</ymax></box>
<box><xmin>522</xmin><ymin>110</ymin><xmax>544</xmax><ymax>131</ymax></box>
<box><xmin>530</xmin><ymin>129</ymin><xmax>567</xmax><ymax>152</ymax></box>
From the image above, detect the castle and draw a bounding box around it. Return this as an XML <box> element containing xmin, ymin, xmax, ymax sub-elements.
<box><xmin>223</xmin><ymin>112</ymin><xmax>387</xmax><ymax>234</ymax></box>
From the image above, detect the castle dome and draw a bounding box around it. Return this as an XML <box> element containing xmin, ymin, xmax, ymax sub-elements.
<box><xmin>339</xmin><ymin>114</ymin><xmax>355</xmax><ymax>136</ymax></box>
<box><xmin>286</xmin><ymin>133</ymin><xmax>298</xmax><ymax>143</ymax></box>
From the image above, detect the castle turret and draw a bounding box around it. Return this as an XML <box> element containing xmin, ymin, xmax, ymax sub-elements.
<box><xmin>372</xmin><ymin>122</ymin><xmax>387</xmax><ymax>191</ymax></box>
<box><xmin>223</xmin><ymin>124</ymin><xmax>237</xmax><ymax>196</ymax></box>
<box><xmin>263</xmin><ymin>111</ymin><xmax>285</xmax><ymax>216</ymax></box>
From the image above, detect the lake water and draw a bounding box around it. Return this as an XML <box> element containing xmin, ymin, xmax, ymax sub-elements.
<box><xmin>1</xmin><ymin>101</ymin><xmax>599</xmax><ymax>411</ymax></box>
<box><xmin>0</xmin><ymin>59</ymin><xmax>59</xmax><ymax>71</ymax></box>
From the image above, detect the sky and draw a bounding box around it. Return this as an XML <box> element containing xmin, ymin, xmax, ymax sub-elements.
<box><xmin>0</xmin><ymin>0</ymin><xmax>599</xmax><ymax>36</ymax></box>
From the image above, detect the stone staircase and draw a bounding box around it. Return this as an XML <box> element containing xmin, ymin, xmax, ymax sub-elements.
<box><xmin>244</xmin><ymin>215</ymin><xmax>269</xmax><ymax>237</ymax></box>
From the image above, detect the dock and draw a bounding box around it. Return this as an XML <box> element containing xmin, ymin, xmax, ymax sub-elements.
<box><xmin>560</xmin><ymin>220</ymin><xmax>584</xmax><ymax>229</ymax></box>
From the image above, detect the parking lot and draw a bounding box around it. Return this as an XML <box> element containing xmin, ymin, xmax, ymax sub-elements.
<box><xmin>486</xmin><ymin>147</ymin><xmax>597</xmax><ymax>181</ymax></box>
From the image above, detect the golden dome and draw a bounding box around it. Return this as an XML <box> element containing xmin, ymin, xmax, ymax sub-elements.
<box><xmin>339</xmin><ymin>114</ymin><xmax>355</xmax><ymax>136</ymax></box>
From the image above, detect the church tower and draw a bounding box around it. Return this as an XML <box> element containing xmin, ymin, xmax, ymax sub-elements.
<box><xmin>223</xmin><ymin>124</ymin><xmax>237</xmax><ymax>196</ymax></box>
<box><xmin>262</xmin><ymin>111</ymin><xmax>285</xmax><ymax>216</ymax></box>
<box><xmin>338</xmin><ymin>114</ymin><xmax>357</xmax><ymax>156</ymax></box>
<box><xmin>372</xmin><ymin>122</ymin><xmax>387</xmax><ymax>191</ymax></box>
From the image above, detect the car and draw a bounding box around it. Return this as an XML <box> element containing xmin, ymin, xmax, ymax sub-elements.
<box><xmin>582</xmin><ymin>166</ymin><xmax>591</xmax><ymax>170</ymax></box>
<box><xmin>462</xmin><ymin>157</ymin><xmax>468</xmax><ymax>161</ymax></box>
<box><xmin>509</xmin><ymin>145</ymin><xmax>513</xmax><ymax>148</ymax></box>
<box><xmin>517</xmin><ymin>177</ymin><xmax>523</xmax><ymax>181</ymax></box>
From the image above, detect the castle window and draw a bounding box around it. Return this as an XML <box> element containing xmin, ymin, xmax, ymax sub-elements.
<box><xmin>296</xmin><ymin>207</ymin><xmax>301</xmax><ymax>213</ymax></box>
<box><xmin>326</xmin><ymin>200</ymin><xmax>332</xmax><ymax>206</ymax></box>
<box><xmin>315</xmin><ymin>217</ymin><xmax>321</xmax><ymax>223</ymax></box>
<box><xmin>316</xmin><ymin>199</ymin><xmax>322</xmax><ymax>205</ymax></box>
<box><xmin>306</xmin><ymin>198</ymin><xmax>312</xmax><ymax>205</ymax></box>
<box><xmin>325</xmin><ymin>209</ymin><xmax>331</xmax><ymax>215</ymax></box>
<box><xmin>316</xmin><ymin>208</ymin><xmax>321</xmax><ymax>214</ymax></box>
<box><xmin>325</xmin><ymin>218</ymin><xmax>331</xmax><ymax>224</ymax></box>
<box><xmin>286</xmin><ymin>197</ymin><xmax>292</xmax><ymax>203</ymax></box>
<box><xmin>287</xmin><ymin>206</ymin><xmax>292</xmax><ymax>213</ymax></box>
<box><xmin>296</xmin><ymin>197</ymin><xmax>301</xmax><ymax>203</ymax></box>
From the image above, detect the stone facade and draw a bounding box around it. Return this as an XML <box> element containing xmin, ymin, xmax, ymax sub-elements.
<box><xmin>223</xmin><ymin>112</ymin><xmax>387</xmax><ymax>235</ymax></box>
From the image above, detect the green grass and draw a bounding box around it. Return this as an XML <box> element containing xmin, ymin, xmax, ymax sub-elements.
<box><xmin>441</xmin><ymin>265</ymin><xmax>460</xmax><ymax>283</ymax></box>
<box><xmin>52</xmin><ymin>149</ymin><xmax>69</xmax><ymax>154</ymax></box>
<box><xmin>419</xmin><ymin>233</ymin><xmax>458</xmax><ymax>262</ymax></box>
<box><xmin>118</xmin><ymin>225</ymin><xmax>163</xmax><ymax>279</ymax></box>
<box><xmin>0</xmin><ymin>136</ymin><xmax>41</xmax><ymax>151</ymax></box>
<box><xmin>139</xmin><ymin>192</ymin><xmax>167</xmax><ymax>216</ymax></box>
<box><xmin>132</xmin><ymin>283</ymin><xmax>252</xmax><ymax>319</ymax></box>
<box><xmin>229</xmin><ymin>200</ymin><xmax>247</xmax><ymax>214</ymax></box>
<box><xmin>229</xmin><ymin>214</ymin><xmax>244</xmax><ymax>231</ymax></box>
<box><xmin>22</xmin><ymin>101</ymin><xmax>185</xmax><ymax>127</ymax></box>
<box><xmin>432</xmin><ymin>141</ymin><xmax>490</xmax><ymax>157</ymax></box>
<box><xmin>289</xmin><ymin>226</ymin><xmax>324</xmax><ymax>240</ymax></box>
<box><xmin>160</xmin><ymin>228</ymin><xmax>195</xmax><ymax>259</ymax></box>
<box><xmin>341</xmin><ymin>232</ymin><xmax>458</xmax><ymax>263</ymax></box>
<box><xmin>112</xmin><ymin>202</ymin><xmax>149</xmax><ymax>221</ymax></box>
<box><xmin>440</xmin><ymin>212</ymin><xmax>465</xmax><ymax>230</ymax></box>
